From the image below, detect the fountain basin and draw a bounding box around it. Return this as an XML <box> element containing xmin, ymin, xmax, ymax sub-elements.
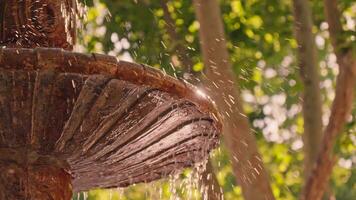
<box><xmin>0</xmin><ymin>48</ymin><xmax>221</xmax><ymax>194</ymax></box>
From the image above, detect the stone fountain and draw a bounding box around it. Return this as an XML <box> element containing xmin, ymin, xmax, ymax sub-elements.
<box><xmin>0</xmin><ymin>1</ymin><xmax>220</xmax><ymax>199</ymax></box>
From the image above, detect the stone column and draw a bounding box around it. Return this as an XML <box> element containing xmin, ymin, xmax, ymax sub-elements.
<box><xmin>0</xmin><ymin>0</ymin><xmax>76</xmax><ymax>49</ymax></box>
<box><xmin>0</xmin><ymin>0</ymin><xmax>76</xmax><ymax>199</ymax></box>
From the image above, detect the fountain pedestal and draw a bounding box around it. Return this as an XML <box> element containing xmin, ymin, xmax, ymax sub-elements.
<box><xmin>0</xmin><ymin>148</ymin><xmax>72</xmax><ymax>200</ymax></box>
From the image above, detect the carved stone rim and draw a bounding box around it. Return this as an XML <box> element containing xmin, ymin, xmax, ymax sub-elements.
<box><xmin>0</xmin><ymin>47</ymin><xmax>222</xmax><ymax>132</ymax></box>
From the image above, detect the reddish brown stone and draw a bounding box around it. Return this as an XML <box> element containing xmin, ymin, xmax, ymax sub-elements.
<box><xmin>0</xmin><ymin>48</ymin><xmax>221</xmax><ymax>199</ymax></box>
<box><xmin>0</xmin><ymin>0</ymin><xmax>76</xmax><ymax>49</ymax></box>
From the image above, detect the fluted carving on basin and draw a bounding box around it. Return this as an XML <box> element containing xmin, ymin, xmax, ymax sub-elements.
<box><xmin>0</xmin><ymin>48</ymin><xmax>220</xmax><ymax>192</ymax></box>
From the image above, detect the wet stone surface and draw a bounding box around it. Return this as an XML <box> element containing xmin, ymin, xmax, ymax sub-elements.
<box><xmin>0</xmin><ymin>48</ymin><xmax>221</xmax><ymax>197</ymax></box>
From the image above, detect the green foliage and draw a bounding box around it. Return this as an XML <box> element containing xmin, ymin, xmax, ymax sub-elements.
<box><xmin>74</xmin><ymin>0</ymin><xmax>356</xmax><ymax>199</ymax></box>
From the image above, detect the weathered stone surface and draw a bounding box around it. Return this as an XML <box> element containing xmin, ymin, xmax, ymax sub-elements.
<box><xmin>0</xmin><ymin>0</ymin><xmax>76</xmax><ymax>49</ymax></box>
<box><xmin>0</xmin><ymin>48</ymin><xmax>221</xmax><ymax>198</ymax></box>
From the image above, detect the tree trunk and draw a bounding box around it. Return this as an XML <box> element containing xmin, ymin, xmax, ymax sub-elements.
<box><xmin>193</xmin><ymin>0</ymin><xmax>275</xmax><ymax>199</ymax></box>
<box><xmin>292</xmin><ymin>0</ymin><xmax>323</xmax><ymax>179</ymax></box>
<box><xmin>301</xmin><ymin>0</ymin><xmax>356</xmax><ymax>199</ymax></box>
